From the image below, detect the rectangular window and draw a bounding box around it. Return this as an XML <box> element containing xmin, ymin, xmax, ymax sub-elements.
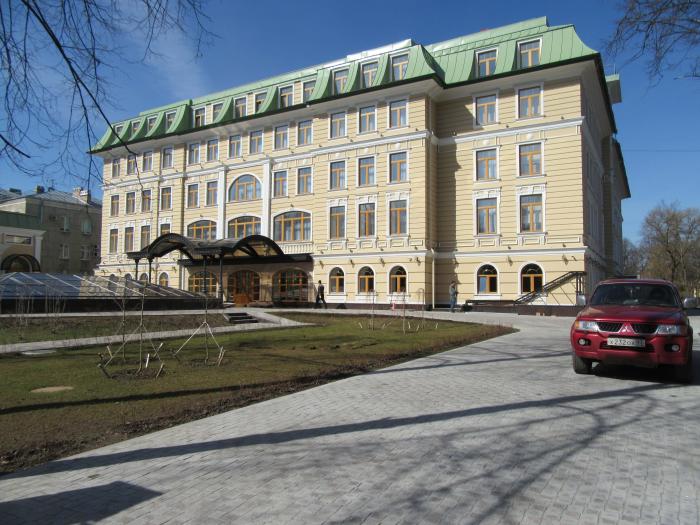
<box><xmin>273</xmin><ymin>171</ymin><xmax>288</xmax><ymax>197</ymax></box>
<box><xmin>206</xmin><ymin>138</ymin><xmax>219</xmax><ymax>161</ymax></box>
<box><xmin>476</xmin><ymin>149</ymin><xmax>497</xmax><ymax>180</ymax></box>
<box><xmin>109</xmin><ymin>229</ymin><xmax>118</xmax><ymax>254</ymax></box>
<box><xmin>165</xmin><ymin>111</ymin><xmax>176</xmax><ymax>130</ymax></box>
<box><xmin>519</xmin><ymin>143</ymin><xmax>542</xmax><ymax>176</ymax></box>
<box><xmin>127</xmin><ymin>154</ymin><xmax>136</xmax><ymax>174</ymax></box>
<box><xmin>519</xmin><ymin>40</ymin><xmax>541</xmax><ymax>68</ymax></box>
<box><xmin>358</xmin><ymin>157</ymin><xmax>375</xmax><ymax>186</ymax></box>
<box><xmin>279</xmin><ymin>86</ymin><xmax>293</xmax><ymax>108</ymax></box>
<box><xmin>297</xmin><ymin>120</ymin><xmax>312</xmax><ymax>145</ymax></box>
<box><xmin>330</xmin><ymin>112</ymin><xmax>345</xmax><ymax>138</ymax></box>
<box><xmin>254</xmin><ymin>92</ymin><xmax>266</xmax><ymax>113</ymax></box>
<box><xmin>160</xmin><ymin>223</ymin><xmax>171</xmax><ymax>236</ymax></box>
<box><xmin>520</xmin><ymin>194</ymin><xmax>543</xmax><ymax>232</ymax></box>
<box><xmin>358</xmin><ymin>203</ymin><xmax>375</xmax><ymax>237</ymax></box>
<box><xmin>359</xmin><ymin>106</ymin><xmax>376</xmax><ymax>133</ymax></box>
<box><xmin>274</xmin><ymin>125</ymin><xmax>288</xmax><ymax>149</ymax></box>
<box><xmin>329</xmin><ymin>206</ymin><xmax>345</xmax><ymax>239</ymax></box>
<box><xmin>391</xmin><ymin>54</ymin><xmax>409</xmax><ymax>81</ymax></box>
<box><xmin>477</xmin><ymin>50</ymin><xmax>497</xmax><ymax>77</ymax></box>
<box><xmin>249</xmin><ymin>130</ymin><xmax>263</xmax><ymax>154</ymax></box>
<box><xmin>110</xmin><ymin>195</ymin><xmax>119</xmax><ymax>216</ymax></box>
<box><xmin>333</xmin><ymin>69</ymin><xmax>348</xmax><ymax>94</ymax></box>
<box><xmin>80</xmin><ymin>245</ymin><xmax>90</xmax><ymax>261</ymax></box>
<box><xmin>5</xmin><ymin>234</ymin><xmax>31</xmax><ymax>245</ymax></box>
<box><xmin>160</xmin><ymin>187</ymin><xmax>172</xmax><ymax>210</ymax></box>
<box><xmin>518</xmin><ymin>86</ymin><xmax>542</xmax><ymax>118</ymax></box>
<box><xmin>124</xmin><ymin>227</ymin><xmax>134</xmax><ymax>252</ymax></box>
<box><xmin>125</xmin><ymin>192</ymin><xmax>135</xmax><ymax>214</ymax></box>
<box><xmin>131</xmin><ymin>121</ymin><xmax>140</xmax><ymax>135</ymax></box>
<box><xmin>390</xmin><ymin>200</ymin><xmax>407</xmax><ymax>235</ymax></box>
<box><xmin>142</xmin><ymin>151</ymin><xmax>153</xmax><ymax>171</ymax></box>
<box><xmin>187</xmin><ymin>184</ymin><xmax>199</xmax><ymax>208</ymax></box>
<box><xmin>303</xmin><ymin>80</ymin><xmax>315</xmax><ymax>102</ymax></box>
<box><xmin>229</xmin><ymin>135</ymin><xmax>242</xmax><ymax>158</ymax></box>
<box><xmin>476</xmin><ymin>95</ymin><xmax>497</xmax><ymax>125</ymax></box>
<box><xmin>161</xmin><ymin>147</ymin><xmax>173</xmax><ymax>168</ymax></box>
<box><xmin>61</xmin><ymin>215</ymin><xmax>70</xmax><ymax>232</ymax></box>
<box><xmin>141</xmin><ymin>189</ymin><xmax>151</xmax><ymax>213</ymax></box>
<box><xmin>389</xmin><ymin>152</ymin><xmax>407</xmax><ymax>183</ymax></box>
<box><xmin>193</xmin><ymin>107</ymin><xmax>205</xmax><ymax>127</ymax></box>
<box><xmin>140</xmin><ymin>225</ymin><xmax>150</xmax><ymax>249</ymax></box>
<box><xmin>234</xmin><ymin>97</ymin><xmax>247</xmax><ymax>118</ymax></box>
<box><xmin>330</xmin><ymin>161</ymin><xmax>345</xmax><ymax>190</ymax></box>
<box><xmin>206</xmin><ymin>181</ymin><xmax>218</xmax><ymax>206</ymax></box>
<box><xmin>297</xmin><ymin>167</ymin><xmax>312</xmax><ymax>194</ymax></box>
<box><xmin>212</xmin><ymin>102</ymin><xmax>223</xmax><ymax>121</ymax></box>
<box><xmin>389</xmin><ymin>100</ymin><xmax>407</xmax><ymax>128</ymax></box>
<box><xmin>146</xmin><ymin>116</ymin><xmax>156</xmax><ymax>132</ymax></box>
<box><xmin>188</xmin><ymin>143</ymin><xmax>200</xmax><ymax>164</ymax></box>
<box><xmin>362</xmin><ymin>62</ymin><xmax>378</xmax><ymax>88</ymax></box>
<box><xmin>111</xmin><ymin>158</ymin><xmax>120</xmax><ymax>178</ymax></box>
<box><xmin>477</xmin><ymin>198</ymin><xmax>498</xmax><ymax>234</ymax></box>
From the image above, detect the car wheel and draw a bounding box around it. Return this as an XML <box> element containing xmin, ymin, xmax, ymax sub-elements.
<box><xmin>674</xmin><ymin>350</ymin><xmax>694</xmax><ymax>384</ymax></box>
<box><xmin>572</xmin><ymin>352</ymin><xmax>592</xmax><ymax>374</ymax></box>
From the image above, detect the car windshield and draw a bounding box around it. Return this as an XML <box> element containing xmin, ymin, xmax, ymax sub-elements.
<box><xmin>590</xmin><ymin>283</ymin><xmax>679</xmax><ymax>308</ymax></box>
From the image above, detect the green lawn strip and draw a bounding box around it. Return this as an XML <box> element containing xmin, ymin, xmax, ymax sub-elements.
<box><xmin>0</xmin><ymin>314</ymin><xmax>231</xmax><ymax>344</ymax></box>
<box><xmin>0</xmin><ymin>313</ymin><xmax>514</xmax><ymax>474</ymax></box>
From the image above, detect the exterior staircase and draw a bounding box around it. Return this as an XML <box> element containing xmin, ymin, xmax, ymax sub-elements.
<box><xmin>224</xmin><ymin>311</ymin><xmax>259</xmax><ymax>325</ymax></box>
<box><xmin>514</xmin><ymin>271</ymin><xmax>586</xmax><ymax>305</ymax></box>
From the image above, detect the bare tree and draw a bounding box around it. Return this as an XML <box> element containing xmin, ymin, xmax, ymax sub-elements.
<box><xmin>606</xmin><ymin>0</ymin><xmax>700</xmax><ymax>80</ymax></box>
<box><xmin>0</xmin><ymin>0</ymin><xmax>211</xmax><ymax>188</ymax></box>
<box><xmin>622</xmin><ymin>237</ymin><xmax>647</xmax><ymax>276</ymax></box>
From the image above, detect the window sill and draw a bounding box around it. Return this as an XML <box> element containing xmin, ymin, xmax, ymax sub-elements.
<box><xmin>473</xmin><ymin>294</ymin><xmax>502</xmax><ymax>300</ymax></box>
<box><xmin>357</xmin><ymin>130</ymin><xmax>378</xmax><ymax>136</ymax></box>
<box><xmin>518</xmin><ymin>231</ymin><xmax>546</xmax><ymax>236</ymax></box>
<box><xmin>474</xmin><ymin>122</ymin><xmax>500</xmax><ymax>128</ymax></box>
<box><xmin>387</xmin><ymin>180</ymin><xmax>409</xmax><ymax>185</ymax></box>
<box><xmin>387</xmin><ymin>125</ymin><xmax>409</xmax><ymax>131</ymax></box>
<box><xmin>517</xmin><ymin>174</ymin><xmax>546</xmax><ymax>179</ymax></box>
<box><xmin>515</xmin><ymin>115</ymin><xmax>544</xmax><ymax>122</ymax></box>
<box><xmin>357</xmin><ymin>184</ymin><xmax>378</xmax><ymax>189</ymax></box>
<box><xmin>272</xmin><ymin>195</ymin><xmax>289</xmax><ymax>199</ymax></box>
<box><xmin>388</xmin><ymin>234</ymin><xmax>409</xmax><ymax>240</ymax></box>
<box><xmin>328</xmin><ymin>187</ymin><xmax>348</xmax><ymax>192</ymax></box>
<box><xmin>474</xmin><ymin>178</ymin><xmax>500</xmax><ymax>184</ymax></box>
<box><xmin>296</xmin><ymin>192</ymin><xmax>314</xmax><ymax>197</ymax></box>
<box><xmin>475</xmin><ymin>234</ymin><xmax>500</xmax><ymax>238</ymax></box>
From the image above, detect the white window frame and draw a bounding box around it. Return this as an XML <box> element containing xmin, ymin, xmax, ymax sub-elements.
<box><xmin>302</xmin><ymin>80</ymin><xmax>316</xmax><ymax>103</ymax></box>
<box><xmin>278</xmin><ymin>85</ymin><xmax>294</xmax><ymax>108</ymax></box>
<box><xmin>357</xmin><ymin>105</ymin><xmax>377</xmax><ymax>134</ymax></box>
<box><xmin>233</xmin><ymin>97</ymin><xmax>247</xmax><ymax>118</ymax></box>
<box><xmin>206</xmin><ymin>138</ymin><xmax>219</xmax><ymax>162</ymax></box>
<box><xmin>387</xmin><ymin>98</ymin><xmax>409</xmax><ymax>129</ymax></box>
<box><xmin>386</xmin><ymin>192</ymin><xmax>410</xmax><ymax>238</ymax></box>
<box><xmin>272</xmin><ymin>170</ymin><xmax>288</xmax><ymax>198</ymax></box>
<box><xmin>515</xmin><ymin>184</ymin><xmax>547</xmax><ymax>235</ymax></box>
<box><xmin>186</xmin><ymin>183</ymin><xmax>200</xmax><ymax>208</ymax></box>
<box><xmin>390</xmin><ymin>52</ymin><xmax>410</xmax><ymax>82</ymax></box>
<box><xmin>111</xmin><ymin>158</ymin><xmax>120</xmax><ymax>178</ymax></box>
<box><xmin>274</xmin><ymin>124</ymin><xmax>290</xmax><ymax>150</ymax></box>
<box><xmin>473</xmin><ymin>145</ymin><xmax>501</xmax><ymax>182</ymax></box>
<box><xmin>272</xmin><ymin>208</ymin><xmax>314</xmax><ymax>242</ymax></box>
<box><xmin>205</xmin><ymin>179</ymin><xmax>219</xmax><ymax>207</ymax></box>
<box><xmin>228</xmin><ymin>174</ymin><xmax>263</xmax><ymax>202</ymax></box>
<box><xmin>356</xmin><ymin>264</ymin><xmax>377</xmax><ymax>296</ymax></box>
<box><xmin>515</xmin><ymin>82</ymin><xmax>545</xmax><ymax>120</ymax></box>
<box><xmin>327</xmin><ymin>198</ymin><xmax>348</xmax><ymax>241</ymax></box>
<box><xmin>60</xmin><ymin>243</ymin><xmax>70</xmax><ymax>260</ymax></box>
<box><xmin>475</xmin><ymin>47</ymin><xmax>498</xmax><ymax>78</ymax></box>
<box><xmin>296</xmin><ymin>166</ymin><xmax>314</xmax><ymax>195</ymax></box>
<box><xmin>187</xmin><ymin>142</ymin><xmax>201</xmax><ymax>165</ymax></box>
<box><xmin>328</xmin><ymin>159</ymin><xmax>347</xmax><ymax>191</ymax></box>
<box><xmin>161</xmin><ymin>146</ymin><xmax>174</xmax><ymax>169</ymax></box>
<box><xmin>249</xmin><ymin>129</ymin><xmax>264</xmax><ymax>154</ymax></box>
<box><xmin>357</xmin><ymin>154</ymin><xmax>377</xmax><ymax>187</ymax></box>
<box><xmin>517</xmin><ymin>38</ymin><xmax>543</xmax><ymax>69</ymax></box>
<box><xmin>160</xmin><ymin>187</ymin><xmax>173</xmax><ymax>210</ymax></box>
<box><xmin>516</xmin><ymin>140</ymin><xmax>546</xmax><ymax>178</ymax></box>
<box><xmin>211</xmin><ymin>101</ymin><xmax>224</xmax><ymax>121</ymax></box>
<box><xmin>355</xmin><ymin>194</ymin><xmax>378</xmax><ymax>239</ymax></box>
<box><xmin>473</xmin><ymin>188</ymin><xmax>501</xmax><ymax>237</ymax></box>
<box><xmin>474</xmin><ymin>262</ymin><xmax>501</xmax><ymax>299</ymax></box>
<box><xmin>297</xmin><ymin>119</ymin><xmax>313</xmax><ymax>145</ymax></box>
<box><xmin>473</xmin><ymin>90</ymin><xmax>499</xmax><ymax>128</ymax></box>
<box><xmin>164</xmin><ymin>111</ymin><xmax>176</xmax><ymax>130</ymax></box>
<box><xmin>228</xmin><ymin>134</ymin><xmax>243</xmax><ymax>158</ymax></box>
<box><xmin>332</xmin><ymin>68</ymin><xmax>349</xmax><ymax>95</ymax></box>
<box><xmin>192</xmin><ymin>106</ymin><xmax>206</xmax><ymax>127</ymax></box>
<box><xmin>146</xmin><ymin>116</ymin><xmax>157</xmax><ymax>132</ymax></box>
<box><xmin>517</xmin><ymin>261</ymin><xmax>547</xmax><ymax>296</ymax></box>
<box><xmin>387</xmin><ymin>149</ymin><xmax>409</xmax><ymax>184</ymax></box>
<box><xmin>387</xmin><ymin>265</ymin><xmax>409</xmax><ymax>297</ymax></box>
<box><xmin>329</xmin><ymin>111</ymin><xmax>347</xmax><ymax>139</ymax></box>
<box><xmin>360</xmin><ymin>60</ymin><xmax>379</xmax><ymax>89</ymax></box>
<box><xmin>254</xmin><ymin>91</ymin><xmax>267</xmax><ymax>113</ymax></box>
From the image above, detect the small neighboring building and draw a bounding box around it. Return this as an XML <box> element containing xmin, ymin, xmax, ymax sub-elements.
<box><xmin>0</xmin><ymin>187</ymin><xmax>102</xmax><ymax>274</ymax></box>
<box><xmin>0</xmin><ymin>210</ymin><xmax>44</xmax><ymax>272</ymax></box>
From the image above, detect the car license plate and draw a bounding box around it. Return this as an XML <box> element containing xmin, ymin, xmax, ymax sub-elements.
<box><xmin>607</xmin><ymin>337</ymin><xmax>646</xmax><ymax>348</ymax></box>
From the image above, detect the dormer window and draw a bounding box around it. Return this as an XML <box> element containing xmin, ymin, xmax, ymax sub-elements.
<box><xmin>164</xmin><ymin>111</ymin><xmax>176</xmax><ymax>130</ymax></box>
<box><xmin>391</xmin><ymin>54</ymin><xmax>409</xmax><ymax>81</ymax></box>
<box><xmin>193</xmin><ymin>107</ymin><xmax>205</xmax><ymax>127</ymax></box>
<box><xmin>254</xmin><ymin>92</ymin><xmax>266</xmax><ymax>113</ymax></box>
<box><xmin>212</xmin><ymin>102</ymin><xmax>223</xmax><ymax>121</ymax></box>
<box><xmin>302</xmin><ymin>80</ymin><xmax>315</xmax><ymax>102</ymax></box>
<box><xmin>362</xmin><ymin>62</ymin><xmax>378</xmax><ymax>88</ymax></box>
<box><xmin>519</xmin><ymin>40</ymin><xmax>541</xmax><ymax>68</ymax></box>
<box><xmin>279</xmin><ymin>86</ymin><xmax>293</xmax><ymax>108</ymax></box>
<box><xmin>477</xmin><ymin>50</ymin><xmax>497</xmax><ymax>77</ymax></box>
<box><xmin>131</xmin><ymin>121</ymin><xmax>140</xmax><ymax>135</ymax></box>
<box><xmin>146</xmin><ymin>116</ymin><xmax>157</xmax><ymax>132</ymax></box>
<box><xmin>114</xmin><ymin>125</ymin><xmax>123</xmax><ymax>136</ymax></box>
<box><xmin>234</xmin><ymin>97</ymin><xmax>247</xmax><ymax>118</ymax></box>
<box><xmin>333</xmin><ymin>69</ymin><xmax>348</xmax><ymax>95</ymax></box>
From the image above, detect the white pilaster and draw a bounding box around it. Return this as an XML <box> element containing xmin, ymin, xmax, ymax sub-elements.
<box><xmin>34</xmin><ymin>233</ymin><xmax>44</xmax><ymax>263</ymax></box>
<box><xmin>217</xmin><ymin>168</ymin><xmax>226</xmax><ymax>239</ymax></box>
<box><xmin>261</xmin><ymin>159</ymin><xmax>272</xmax><ymax>237</ymax></box>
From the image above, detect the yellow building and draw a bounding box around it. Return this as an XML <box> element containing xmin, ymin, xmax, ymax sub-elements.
<box><xmin>92</xmin><ymin>17</ymin><xmax>629</xmax><ymax>308</ymax></box>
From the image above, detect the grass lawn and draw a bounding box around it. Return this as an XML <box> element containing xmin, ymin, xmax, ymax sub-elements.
<box><xmin>0</xmin><ymin>314</ymin><xmax>231</xmax><ymax>344</ymax></box>
<box><xmin>0</xmin><ymin>313</ymin><xmax>514</xmax><ymax>474</ymax></box>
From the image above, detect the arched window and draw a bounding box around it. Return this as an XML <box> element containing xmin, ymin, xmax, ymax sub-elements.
<box><xmin>139</xmin><ymin>273</ymin><xmax>149</xmax><ymax>283</ymax></box>
<box><xmin>273</xmin><ymin>211</ymin><xmax>311</xmax><ymax>242</ymax></box>
<box><xmin>358</xmin><ymin>267</ymin><xmax>374</xmax><ymax>293</ymax></box>
<box><xmin>477</xmin><ymin>265</ymin><xmax>498</xmax><ymax>294</ymax></box>
<box><xmin>521</xmin><ymin>264</ymin><xmax>543</xmax><ymax>293</ymax></box>
<box><xmin>124</xmin><ymin>273</ymin><xmax>133</xmax><ymax>281</ymax></box>
<box><xmin>187</xmin><ymin>220</ymin><xmax>217</xmax><ymax>240</ymax></box>
<box><xmin>158</xmin><ymin>272</ymin><xmax>169</xmax><ymax>287</ymax></box>
<box><xmin>228</xmin><ymin>216</ymin><xmax>261</xmax><ymax>239</ymax></box>
<box><xmin>227</xmin><ymin>270</ymin><xmax>261</xmax><ymax>302</ymax></box>
<box><xmin>273</xmin><ymin>270</ymin><xmax>309</xmax><ymax>302</ymax></box>
<box><xmin>188</xmin><ymin>271</ymin><xmax>217</xmax><ymax>296</ymax></box>
<box><xmin>229</xmin><ymin>175</ymin><xmax>261</xmax><ymax>201</ymax></box>
<box><xmin>389</xmin><ymin>266</ymin><xmax>407</xmax><ymax>293</ymax></box>
<box><xmin>329</xmin><ymin>268</ymin><xmax>344</xmax><ymax>293</ymax></box>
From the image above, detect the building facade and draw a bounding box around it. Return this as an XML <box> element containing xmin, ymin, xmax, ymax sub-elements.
<box><xmin>92</xmin><ymin>17</ymin><xmax>629</xmax><ymax>306</ymax></box>
<box><xmin>0</xmin><ymin>187</ymin><xmax>102</xmax><ymax>275</ymax></box>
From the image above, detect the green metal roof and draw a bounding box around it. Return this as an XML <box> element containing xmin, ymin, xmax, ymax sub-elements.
<box><xmin>93</xmin><ymin>16</ymin><xmax>600</xmax><ymax>153</ymax></box>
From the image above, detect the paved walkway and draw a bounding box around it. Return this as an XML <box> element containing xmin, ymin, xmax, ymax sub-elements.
<box><xmin>1</xmin><ymin>311</ymin><xmax>699</xmax><ymax>524</ymax></box>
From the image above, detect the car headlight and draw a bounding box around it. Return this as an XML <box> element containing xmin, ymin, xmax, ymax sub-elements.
<box><xmin>575</xmin><ymin>320</ymin><xmax>599</xmax><ymax>332</ymax></box>
<box><xmin>655</xmin><ymin>324</ymin><xmax>684</xmax><ymax>336</ymax></box>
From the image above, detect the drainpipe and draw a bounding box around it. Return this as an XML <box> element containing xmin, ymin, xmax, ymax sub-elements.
<box><xmin>430</xmin><ymin>248</ymin><xmax>435</xmax><ymax>309</ymax></box>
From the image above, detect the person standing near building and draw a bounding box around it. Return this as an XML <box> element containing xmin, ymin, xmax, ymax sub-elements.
<box><xmin>315</xmin><ymin>280</ymin><xmax>327</xmax><ymax>309</ymax></box>
<box><xmin>449</xmin><ymin>281</ymin><xmax>458</xmax><ymax>313</ymax></box>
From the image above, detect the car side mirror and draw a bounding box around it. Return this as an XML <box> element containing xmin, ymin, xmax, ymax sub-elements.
<box><xmin>683</xmin><ymin>297</ymin><xmax>697</xmax><ymax>309</ymax></box>
<box><xmin>576</xmin><ymin>293</ymin><xmax>587</xmax><ymax>306</ymax></box>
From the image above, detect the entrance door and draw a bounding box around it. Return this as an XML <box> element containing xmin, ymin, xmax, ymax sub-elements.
<box><xmin>227</xmin><ymin>270</ymin><xmax>260</xmax><ymax>305</ymax></box>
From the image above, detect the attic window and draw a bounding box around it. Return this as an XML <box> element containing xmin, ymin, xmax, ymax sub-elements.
<box><xmin>131</xmin><ymin>121</ymin><xmax>140</xmax><ymax>134</ymax></box>
<box><xmin>333</xmin><ymin>69</ymin><xmax>348</xmax><ymax>95</ymax></box>
<box><xmin>234</xmin><ymin>97</ymin><xmax>247</xmax><ymax>118</ymax></box>
<box><xmin>302</xmin><ymin>81</ymin><xmax>315</xmax><ymax>102</ymax></box>
<box><xmin>212</xmin><ymin>103</ymin><xmax>223</xmax><ymax>121</ymax></box>
<box><xmin>146</xmin><ymin>116</ymin><xmax>156</xmax><ymax>132</ymax></box>
<box><xmin>391</xmin><ymin>54</ymin><xmax>409</xmax><ymax>81</ymax></box>
<box><xmin>362</xmin><ymin>62</ymin><xmax>378</xmax><ymax>88</ymax></box>
<box><xmin>477</xmin><ymin>50</ymin><xmax>497</xmax><ymax>77</ymax></box>
<box><xmin>254</xmin><ymin>92</ymin><xmax>266</xmax><ymax>113</ymax></box>
<box><xmin>165</xmin><ymin>111</ymin><xmax>176</xmax><ymax>130</ymax></box>
<box><xmin>519</xmin><ymin>40</ymin><xmax>541</xmax><ymax>68</ymax></box>
<box><xmin>114</xmin><ymin>125</ymin><xmax>123</xmax><ymax>135</ymax></box>
<box><xmin>279</xmin><ymin>86</ymin><xmax>293</xmax><ymax>108</ymax></box>
<box><xmin>193</xmin><ymin>107</ymin><xmax>206</xmax><ymax>126</ymax></box>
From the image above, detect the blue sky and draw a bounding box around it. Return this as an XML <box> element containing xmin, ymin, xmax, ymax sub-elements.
<box><xmin>4</xmin><ymin>0</ymin><xmax>699</xmax><ymax>242</ymax></box>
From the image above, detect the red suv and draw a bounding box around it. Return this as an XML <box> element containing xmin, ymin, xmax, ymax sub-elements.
<box><xmin>570</xmin><ymin>278</ymin><xmax>695</xmax><ymax>382</ymax></box>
